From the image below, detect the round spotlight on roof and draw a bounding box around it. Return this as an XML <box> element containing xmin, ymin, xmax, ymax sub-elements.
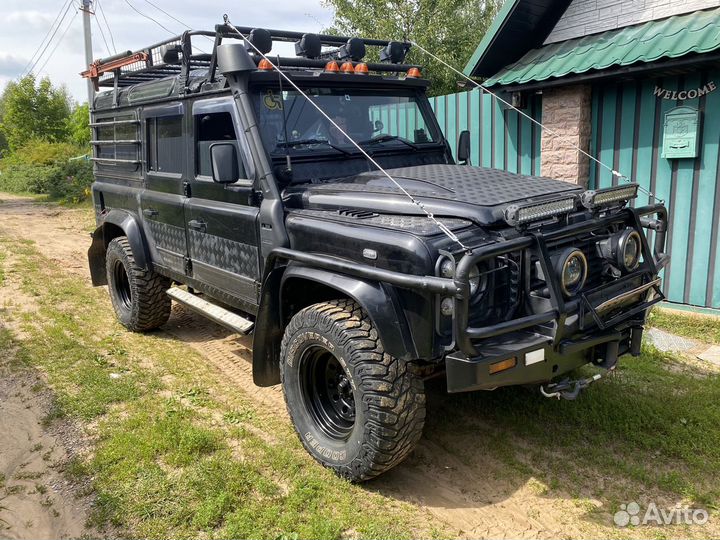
<box><xmin>338</xmin><ymin>37</ymin><xmax>365</xmax><ymax>62</ymax></box>
<box><xmin>248</xmin><ymin>28</ymin><xmax>272</xmax><ymax>55</ymax></box>
<box><xmin>295</xmin><ymin>33</ymin><xmax>322</xmax><ymax>59</ymax></box>
<box><xmin>380</xmin><ymin>41</ymin><xmax>409</xmax><ymax>64</ymax></box>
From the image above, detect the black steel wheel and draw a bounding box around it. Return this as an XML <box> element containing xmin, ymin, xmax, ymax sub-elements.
<box><xmin>299</xmin><ymin>345</ymin><xmax>356</xmax><ymax>441</ymax></box>
<box><xmin>280</xmin><ymin>299</ymin><xmax>426</xmax><ymax>482</ymax></box>
<box><xmin>106</xmin><ymin>236</ymin><xmax>171</xmax><ymax>332</ymax></box>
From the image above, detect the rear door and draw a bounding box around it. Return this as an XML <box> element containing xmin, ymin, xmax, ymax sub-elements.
<box><xmin>184</xmin><ymin>97</ymin><xmax>261</xmax><ymax>308</ymax></box>
<box><xmin>139</xmin><ymin>103</ymin><xmax>189</xmax><ymax>276</ymax></box>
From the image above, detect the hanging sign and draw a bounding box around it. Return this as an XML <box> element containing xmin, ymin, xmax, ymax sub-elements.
<box><xmin>654</xmin><ymin>82</ymin><xmax>717</xmax><ymax>101</ymax></box>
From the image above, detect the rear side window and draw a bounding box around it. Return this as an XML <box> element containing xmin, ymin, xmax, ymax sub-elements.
<box><xmin>93</xmin><ymin>114</ymin><xmax>140</xmax><ymax>175</ymax></box>
<box><xmin>195</xmin><ymin>112</ymin><xmax>245</xmax><ymax>178</ymax></box>
<box><xmin>147</xmin><ymin>115</ymin><xmax>184</xmax><ymax>174</ymax></box>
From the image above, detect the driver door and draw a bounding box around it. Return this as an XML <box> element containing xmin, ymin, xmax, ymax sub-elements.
<box><xmin>184</xmin><ymin>97</ymin><xmax>261</xmax><ymax>308</ymax></box>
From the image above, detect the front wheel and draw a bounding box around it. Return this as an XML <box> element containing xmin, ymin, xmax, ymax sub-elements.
<box><xmin>106</xmin><ymin>236</ymin><xmax>171</xmax><ymax>332</ymax></box>
<box><xmin>280</xmin><ymin>299</ymin><xmax>426</xmax><ymax>481</ymax></box>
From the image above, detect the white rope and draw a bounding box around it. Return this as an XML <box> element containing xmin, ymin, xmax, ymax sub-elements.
<box><xmin>223</xmin><ymin>16</ymin><xmax>472</xmax><ymax>254</ymax></box>
<box><xmin>410</xmin><ymin>41</ymin><xmax>663</xmax><ymax>204</ymax></box>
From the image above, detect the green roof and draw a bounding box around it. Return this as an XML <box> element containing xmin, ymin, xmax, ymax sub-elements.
<box><xmin>484</xmin><ymin>7</ymin><xmax>720</xmax><ymax>87</ymax></box>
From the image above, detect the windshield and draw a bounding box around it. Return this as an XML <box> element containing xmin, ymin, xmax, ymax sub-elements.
<box><xmin>252</xmin><ymin>88</ymin><xmax>441</xmax><ymax>156</ymax></box>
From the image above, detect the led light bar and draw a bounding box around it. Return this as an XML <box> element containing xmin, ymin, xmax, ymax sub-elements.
<box><xmin>581</xmin><ymin>184</ymin><xmax>639</xmax><ymax>209</ymax></box>
<box><xmin>503</xmin><ymin>197</ymin><xmax>577</xmax><ymax>227</ymax></box>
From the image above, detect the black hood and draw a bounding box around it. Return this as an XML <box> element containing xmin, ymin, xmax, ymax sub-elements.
<box><xmin>284</xmin><ymin>164</ymin><xmax>583</xmax><ymax>226</ymax></box>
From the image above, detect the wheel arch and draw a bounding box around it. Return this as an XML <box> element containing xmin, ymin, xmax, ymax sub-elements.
<box><xmin>251</xmin><ymin>264</ymin><xmax>419</xmax><ymax>387</ymax></box>
<box><xmin>88</xmin><ymin>209</ymin><xmax>150</xmax><ymax>286</ymax></box>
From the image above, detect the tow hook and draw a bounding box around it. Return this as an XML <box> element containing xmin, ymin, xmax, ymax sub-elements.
<box><xmin>540</xmin><ymin>372</ymin><xmax>604</xmax><ymax>400</ymax></box>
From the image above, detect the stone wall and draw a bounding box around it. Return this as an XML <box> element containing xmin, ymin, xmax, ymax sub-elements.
<box><xmin>540</xmin><ymin>84</ymin><xmax>592</xmax><ymax>186</ymax></box>
<box><xmin>545</xmin><ymin>0</ymin><xmax>718</xmax><ymax>44</ymax></box>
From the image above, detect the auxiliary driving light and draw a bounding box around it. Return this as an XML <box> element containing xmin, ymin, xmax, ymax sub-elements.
<box><xmin>380</xmin><ymin>41</ymin><xmax>410</xmax><ymax>64</ymax></box>
<box><xmin>503</xmin><ymin>197</ymin><xmax>576</xmax><ymax>227</ymax></box>
<box><xmin>555</xmin><ymin>248</ymin><xmax>588</xmax><ymax>297</ymax></box>
<box><xmin>597</xmin><ymin>228</ymin><xmax>642</xmax><ymax>272</ymax></box>
<box><xmin>581</xmin><ymin>184</ymin><xmax>638</xmax><ymax>209</ymax></box>
<box><xmin>294</xmin><ymin>33</ymin><xmax>322</xmax><ymax>59</ymax></box>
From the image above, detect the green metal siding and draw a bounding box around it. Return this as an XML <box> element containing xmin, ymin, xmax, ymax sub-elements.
<box><xmin>590</xmin><ymin>68</ymin><xmax>720</xmax><ymax>308</ymax></box>
<box><xmin>431</xmin><ymin>88</ymin><xmax>542</xmax><ymax>174</ymax></box>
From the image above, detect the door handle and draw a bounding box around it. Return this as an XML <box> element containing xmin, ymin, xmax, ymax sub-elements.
<box><xmin>188</xmin><ymin>219</ymin><xmax>207</xmax><ymax>232</ymax></box>
<box><xmin>143</xmin><ymin>208</ymin><xmax>158</xmax><ymax>218</ymax></box>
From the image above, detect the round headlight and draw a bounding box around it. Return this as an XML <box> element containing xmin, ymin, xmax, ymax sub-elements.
<box><xmin>439</xmin><ymin>259</ymin><xmax>484</xmax><ymax>297</ymax></box>
<box><xmin>556</xmin><ymin>248</ymin><xmax>587</xmax><ymax>297</ymax></box>
<box><xmin>618</xmin><ymin>229</ymin><xmax>641</xmax><ymax>271</ymax></box>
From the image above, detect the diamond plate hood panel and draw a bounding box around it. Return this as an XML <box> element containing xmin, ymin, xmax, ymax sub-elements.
<box><xmin>285</xmin><ymin>164</ymin><xmax>582</xmax><ymax>226</ymax></box>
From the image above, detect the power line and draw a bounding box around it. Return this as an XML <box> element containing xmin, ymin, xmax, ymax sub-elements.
<box><xmin>93</xmin><ymin>3</ymin><xmax>114</xmax><ymax>56</ymax></box>
<box><xmin>141</xmin><ymin>0</ymin><xmax>214</xmax><ymax>44</ymax></box>
<box><xmin>21</xmin><ymin>0</ymin><xmax>73</xmax><ymax>77</ymax></box>
<box><xmin>123</xmin><ymin>0</ymin><xmax>176</xmax><ymax>36</ymax></box>
<box><xmin>37</xmin><ymin>9</ymin><xmax>81</xmax><ymax>76</ymax></box>
<box><xmin>95</xmin><ymin>0</ymin><xmax>117</xmax><ymax>54</ymax></box>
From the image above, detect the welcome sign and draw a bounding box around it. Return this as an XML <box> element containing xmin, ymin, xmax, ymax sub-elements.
<box><xmin>654</xmin><ymin>82</ymin><xmax>717</xmax><ymax>100</ymax></box>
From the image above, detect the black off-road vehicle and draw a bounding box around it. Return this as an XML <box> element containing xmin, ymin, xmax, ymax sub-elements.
<box><xmin>83</xmin><ymin>23</ymin><xmax>669</xmax><ymax>481</ymax></box>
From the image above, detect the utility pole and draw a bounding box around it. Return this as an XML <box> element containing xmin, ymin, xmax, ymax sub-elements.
<box><xmin>81</xmin><ymin>0</ymin><xmax>94</xmax><ymax>106</ymax></box>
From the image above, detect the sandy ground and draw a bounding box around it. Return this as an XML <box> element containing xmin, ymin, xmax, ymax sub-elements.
<box><xmin>0</xmin><ymin>194</ymin><xmax>712</xmax><ymax>539</ymax></box>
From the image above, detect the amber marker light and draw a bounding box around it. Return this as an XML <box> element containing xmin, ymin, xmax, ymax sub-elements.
<box><xmin>406</xmin><ymin>67</ymin><xmax>422</xmax><ymax>78</ymax></box>
<box><xmin>324</xmin><ymin>61</ymin><xmax>340</xmax><ymax>72</ymax></box>
<box><xmin>340</xmin><ymin>62</ymin><xmax>355</xmax><ymax>73</ymax></box>
<box><xmin>258</xmin><ymin>58</ymin><xmax>274</xmax><ymax>71</ymax></box>
<box><xmin>354</xmin><ymin>63</ymin><xmax>369</xmax><ymax>75</ymax></box>
<box><xmin>488</xmin><ymin>357</ymin><xmax>517</xmax><ymax>375</ymax></box>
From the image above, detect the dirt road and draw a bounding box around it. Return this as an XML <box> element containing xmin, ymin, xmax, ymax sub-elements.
<box><xmin>0</xmin><ymin>195</ymin><xmax>701</xmax><ymax>539</ymax></box>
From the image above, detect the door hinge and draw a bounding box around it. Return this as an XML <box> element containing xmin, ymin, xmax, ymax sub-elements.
<box><xmin>183</xmin><ymin>181</ymin><xmax>192</xmax><ymax>198</ymax></box>
<box><xmin>184</xmin><ymin>256</ymin><xmax>193</xmax><ymax>275</ymax></box>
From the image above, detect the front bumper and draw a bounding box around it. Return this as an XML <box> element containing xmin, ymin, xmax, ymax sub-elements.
<box><xmin>445</xmin><ymin>203</ymin><xmax>668</xmax><ymax>393</ymax></box>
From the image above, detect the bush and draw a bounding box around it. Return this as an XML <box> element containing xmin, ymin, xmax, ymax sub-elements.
<box><xmin>0</xmin><ymin>139</ymin><xmax>92</xmax><ymax>202</ymax></box>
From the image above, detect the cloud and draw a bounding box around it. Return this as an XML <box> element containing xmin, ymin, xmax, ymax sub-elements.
<box><xmin>0</xmin><ymin>53</ymin><xmax>27</xmax><ymax>78</ymax></box>
<box><xmin>0</xmin><ymin>0</ymin><xmax>333</xmax><ymax>102</ymax></box>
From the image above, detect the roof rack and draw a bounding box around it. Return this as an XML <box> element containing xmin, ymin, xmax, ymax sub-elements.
<box><xmin>81</xmin><ymin>23</ymin><xmax>419</xmax><ymax>99</ymax></box>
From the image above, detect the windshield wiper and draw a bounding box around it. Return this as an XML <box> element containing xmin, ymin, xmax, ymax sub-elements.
<box><xmin>275</xmin><ymin>138</ymin><xmax>353</xmax><ymax>156</ymax></box>
<box><xmin>359</xmin><ymin>134</ymin><xmax>420</xmax><ymax>150</ymax></box>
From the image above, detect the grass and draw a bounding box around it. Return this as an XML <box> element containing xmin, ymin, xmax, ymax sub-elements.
<box><xmin>0</xmin><ymin>235</ymin><xmax>438</xmax><ymax>539</ymax></box>
<box><xmin>647</xmin><ymin>307</ymin><xmax>720</xmax><ymax>345</ymax></box>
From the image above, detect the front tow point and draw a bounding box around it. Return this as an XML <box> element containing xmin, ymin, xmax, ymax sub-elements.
<box><xmin>540</xmin><ymin>372</ymin><xmax>604</xmax><ymax>400</ymax></box>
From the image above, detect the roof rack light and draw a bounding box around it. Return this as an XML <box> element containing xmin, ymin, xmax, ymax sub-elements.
<box><xmin>247</xmin><ymin>28</ymin><xmax>272</xmax><ymax>54</ymax></box>
<box><xmin>504</xmin><ymin>197</ymin><xmax>577</xmax><ymax>227</ymax></box>
<box><xmin>581</xmin><ymin>184</ymin><xmax>639</xmax><ymax>209</ymax></box>
<box><xmin>336</xmin><ymin>38</ymin><xmax>365</xmax><ymax>61</ymax></box>
<box><xmin>380</xmin><ymin>41</ymin><xmax>410</xmax><ymax>64</ymax></box>
<box><xmin>295</xmin><ymin>33</ymin><xmax>322</xmax><ymax>59</ymax></box>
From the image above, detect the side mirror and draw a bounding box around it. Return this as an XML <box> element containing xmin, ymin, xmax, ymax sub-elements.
<box><xmin>210</xmin><ymin>142</ymin><xmax>239</xmax><ymax>184</ymax></box>
<box><xmin>457</xmin><ymin>130</ymin><xmax>471</xmax><ymax>165</ymax></box>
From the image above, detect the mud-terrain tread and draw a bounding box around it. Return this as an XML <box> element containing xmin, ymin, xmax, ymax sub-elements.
<box><xmin>280</xmin><ymin>299</ymin><xmax>426</xmax><ymax>481</ymax></box>
<box><xmin>106</xmin><ymin>237</ymin><xmax>171</xmax><ymax>332</ymax></box>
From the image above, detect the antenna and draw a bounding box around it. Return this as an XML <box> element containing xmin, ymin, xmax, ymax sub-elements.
<box><xmin>222</xmin><ymin>15</ymin><xmax>472</xmax><ymax>254</ymax></box>
<box><xmin>276</xmin><ymin>55</ymin><xmax>293</xmax><ymax>180</ymax></box>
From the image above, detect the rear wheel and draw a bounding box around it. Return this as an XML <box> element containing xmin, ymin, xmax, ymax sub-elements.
<box><xmin>106</xmin><ymin>236</ymin><xmax>171</xmax><ymax>331</ymax></box>
<box><xmin>280</xmin><ymin>299</ymin><xmax>425</xmax><ymax>481</ymax></box>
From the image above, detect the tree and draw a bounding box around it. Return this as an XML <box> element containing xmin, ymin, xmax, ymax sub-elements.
<box><xmin>67</xmin><ymin>103</ymin><xmax>91</xmax><ymax>147</ymax></box>
<box><xmin>0</xmin><ymin>74</ymin><xmax>73</xmax><ymax>151</ymax></box>
<box><xmin>322</xmin><ymin>0</ymin><xmax>504</xmax><ymax>96</ymax></box>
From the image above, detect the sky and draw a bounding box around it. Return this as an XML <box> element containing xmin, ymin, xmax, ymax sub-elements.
<box><xmin>0</xmin><ymin>0</ymin><xmax>334</xmax><ymax>104</ymax></box>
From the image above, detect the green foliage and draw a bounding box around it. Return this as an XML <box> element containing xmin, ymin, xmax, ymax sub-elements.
<box><xmin>5</xmin><ymin>138</ymin><xmax>82</xmax><ymax>166</ymax></box>
<box><xmin>67</xmin><ymin>103</ymin><xmax>91</xmax><ymax>147</ymax></box>
<box><xmin>322</xmin><ymin>0</ymin><xmax>504</xmax><ymax>96</ymax></box>
<box><xmin>0</xmin><ymin>74</ymin><xmax>72</xmax><ymax>151</ymax></box>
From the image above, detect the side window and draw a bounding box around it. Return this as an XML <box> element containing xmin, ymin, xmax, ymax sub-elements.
<box><xmin>93</xmin><ymin>114</ymin><xmax>140</xmax><ymax>175</ymax></box>
<box><xmin>147</xmin><ymin>115</ymin><xmax>184</xmax><ymax>174</ymax></box>
<box><xmin>195</xmin><ymin>112</ymin><xmax>246</xmax><ymax>179</ymax></box>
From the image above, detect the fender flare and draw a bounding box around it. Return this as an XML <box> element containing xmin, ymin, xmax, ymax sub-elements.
<box><xmin>88</xmin><ymin>209</ymin><xmax>150</xmax><ymax>285</ymax></box>
<box><xmin>251</xmin><ymin>264</ymin><xmax>419</xmax><ymax>387</ymax></box>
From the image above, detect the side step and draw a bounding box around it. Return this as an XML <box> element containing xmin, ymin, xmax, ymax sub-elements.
<box><xmin>166</xmin><ymin>287</ymin><xmax>254</xmax><ymax>335</ymax></box>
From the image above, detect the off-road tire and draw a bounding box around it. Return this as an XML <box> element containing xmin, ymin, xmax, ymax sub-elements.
<box><xmin>106</xmin><ymin>236</ymin><xmax>171</xmax><ymax>332</ymax></box>
<box><xmin>280</xmin><ymin>299</ymin><xmax>426</xmax><ymax>481</ymax></box>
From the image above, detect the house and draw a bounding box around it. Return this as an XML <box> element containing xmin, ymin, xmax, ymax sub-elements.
<box><xmin>444</xmin><ymin>0</ymin><xmax>720</xmax><ymax>311</ymax></box>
